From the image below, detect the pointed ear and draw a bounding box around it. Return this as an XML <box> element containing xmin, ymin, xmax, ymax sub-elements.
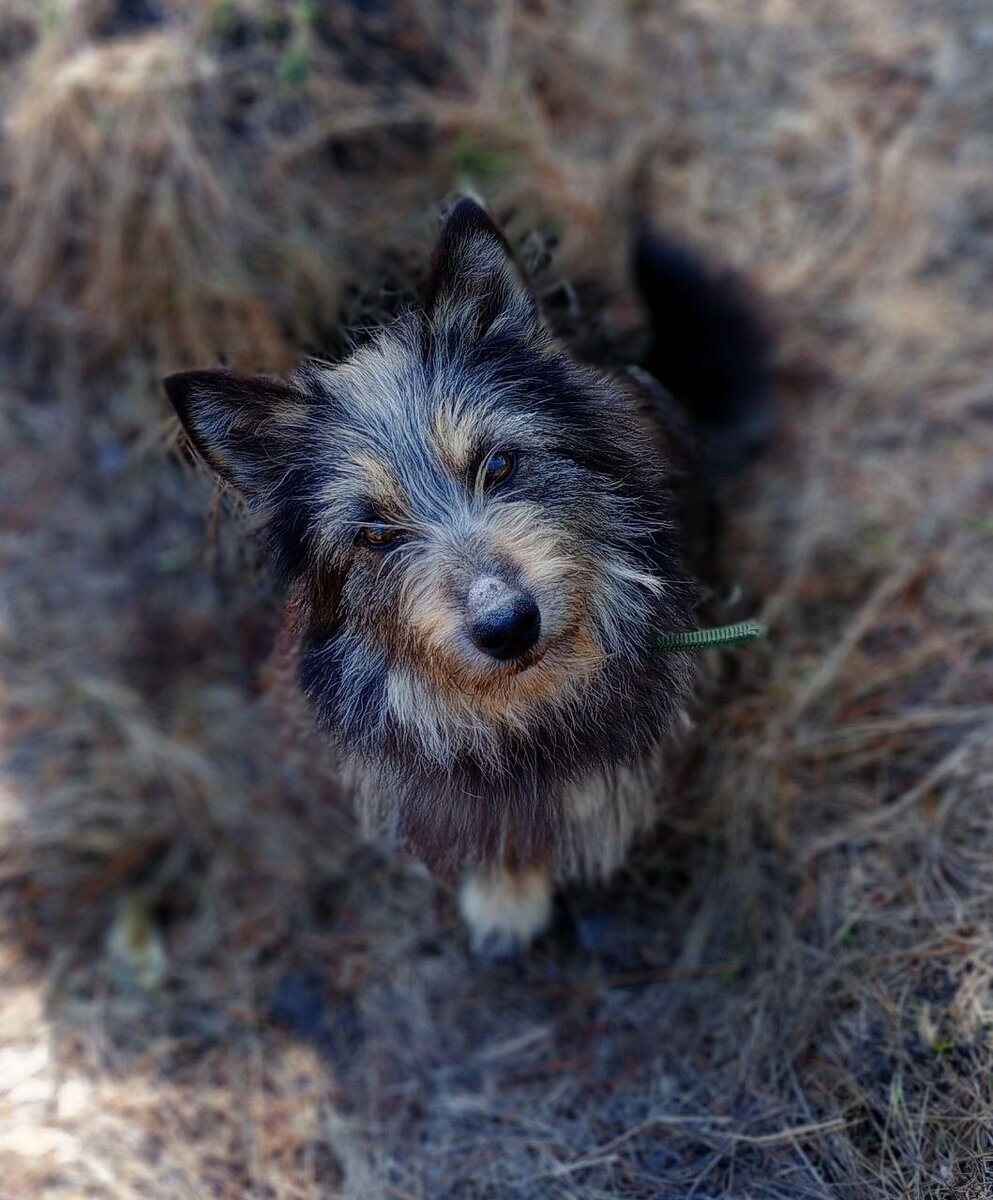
<box><xmin>425</xmin><ymin>198</ymin><xmax>539</xmax><ymax>340</ymax></box>
<box><xmin>163</xmin><ymin>369</ymin><xmax>307</xmax><ymax>497</ymax></box>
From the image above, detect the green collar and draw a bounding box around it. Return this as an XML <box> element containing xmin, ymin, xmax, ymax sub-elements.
<box><xmin>659</xmin><ymin>619</ymin><xmax>766</xmax><ymax>651</ymax></box>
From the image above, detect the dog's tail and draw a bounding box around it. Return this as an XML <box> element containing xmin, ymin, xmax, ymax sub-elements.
<box><xmin>633</xmin><ymin>228</ymin><xmax>773</xmax><ymax>480</ymax></box>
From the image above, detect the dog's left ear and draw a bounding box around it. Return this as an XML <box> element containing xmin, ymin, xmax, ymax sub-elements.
<box><xmin>425</xmin><ymin>198</ymin><xmax>540</xmax><ymax>341</ymax></box>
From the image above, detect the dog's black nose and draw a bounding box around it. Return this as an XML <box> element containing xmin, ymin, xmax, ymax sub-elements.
<box><xmin>467</xmin><ymin>577</ymin><xmax>541</xmax><ymax>661</ymax></box>
<box><xmin>471</xmin><ymin>599</ymin><xmax>541</xmax><ymax>660</ymax></box>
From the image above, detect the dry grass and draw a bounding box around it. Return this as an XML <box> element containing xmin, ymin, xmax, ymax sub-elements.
<box><xmin>0</xmin><ymin>0</ymin><xmax>651</xmax><ymax>373</ymax></box>
<box><xmin>2</xmin><ymin>1</ymin><xmax>993</xmax><ymax>1196</ymax></box>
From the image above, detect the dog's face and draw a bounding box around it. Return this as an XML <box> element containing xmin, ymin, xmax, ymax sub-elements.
<box><xmin>166</xmin><ymin>201</ymin><xmax>693</xmax><ymax>825</ymax></box>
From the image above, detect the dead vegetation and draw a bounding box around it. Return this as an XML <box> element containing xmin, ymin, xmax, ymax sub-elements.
<box><xmin>2</xmin><ymin>1</ymin><xmax>993</xmax><ymax>1197</ymax></box>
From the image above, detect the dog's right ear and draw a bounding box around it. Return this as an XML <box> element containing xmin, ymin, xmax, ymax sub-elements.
<box><xmin>164</xmin><ymin>369</ymin><xmax>307</xmax><ymax>498</ymax></box>
<box><xmin>425</xmin><ymin>198</ymin><xmax>540</xmax><ymax>342</ymax></box>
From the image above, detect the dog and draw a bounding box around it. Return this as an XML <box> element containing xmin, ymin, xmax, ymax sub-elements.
<box><xmin>164</xmin><ymin>198</ymin><xmax>769</xmax><ymax>955</ymax></box>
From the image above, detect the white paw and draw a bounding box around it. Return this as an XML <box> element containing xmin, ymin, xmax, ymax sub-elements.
<box><xmin>458</xmin><ymin>867</ymin><xmax>553</xmax><ymax>958</ymax></box>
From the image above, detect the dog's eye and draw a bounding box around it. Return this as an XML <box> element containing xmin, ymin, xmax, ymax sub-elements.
<box><xmin>357</xmin><ymin>521</ymin><xmax>401</xmax><ymax>550</ymax></box>
<box><xmin>483</xmin><ymin>450</ymin><xmax>516</xmax><ymax>487</ymax></box>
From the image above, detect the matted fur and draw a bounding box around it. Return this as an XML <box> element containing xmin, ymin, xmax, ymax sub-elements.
<box><xmin>165</xmin><ymin>199</ymin><xmax>708</xmax><ymax>887</ymax></box>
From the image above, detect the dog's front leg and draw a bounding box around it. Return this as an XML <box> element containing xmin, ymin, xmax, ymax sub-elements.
<box><xmin>458</xmin><ymin>864</ymin><xmax>552</xmax><ymax>958</ymax></box>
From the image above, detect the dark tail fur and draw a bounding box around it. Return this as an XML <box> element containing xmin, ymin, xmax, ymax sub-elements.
<box><xmin>633</xmin><ymin>228</ymin><xmax>773</xmax><ymax>481</ymax></box>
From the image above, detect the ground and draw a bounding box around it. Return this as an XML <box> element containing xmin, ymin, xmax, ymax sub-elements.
<box><xmin>2</xmin><ymin>2</ymin><xmax>993</xmax><ymax>1197</ymax></box>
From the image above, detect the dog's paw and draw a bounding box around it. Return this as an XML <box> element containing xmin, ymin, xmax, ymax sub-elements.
<box><xmin>458</xmin><ymin>867</ymin><xmax>552</xmax><ymax>959</ymax></box>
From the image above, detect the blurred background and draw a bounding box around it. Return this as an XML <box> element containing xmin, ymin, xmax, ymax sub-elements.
<box><xmin>2</xmin><ymin>2</ymin><xmax>993</xmax><ymax>1197</ymax></box>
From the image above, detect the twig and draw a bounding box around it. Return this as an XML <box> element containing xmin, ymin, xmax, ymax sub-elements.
<box><xmin>721</xmin><ymin>1117</ymin><xmax>849</xmax><ymax>1146</ymax></box>
<box><xmin>537</xmin><ymin>1114</ymin><xmax>848</xmax><ymax>1179</ymax></box>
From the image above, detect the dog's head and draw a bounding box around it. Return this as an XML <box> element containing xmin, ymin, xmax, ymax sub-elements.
<box><xmin>166</xmin><ymin>200</ymin><xmax>694</xmax><ymax>792</ymax></box>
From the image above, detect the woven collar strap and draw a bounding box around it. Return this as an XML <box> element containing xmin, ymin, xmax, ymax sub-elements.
<box><xmin>659</xmin><ymin>620</ymin><xmax>766</xmax><ymax>651</ymax></box>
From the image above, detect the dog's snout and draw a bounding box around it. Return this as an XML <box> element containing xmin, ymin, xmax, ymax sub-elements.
<box><xmin>467</xmin><ymin>576</ymin><xmax>541</xmax><ymax>661</ymax></box>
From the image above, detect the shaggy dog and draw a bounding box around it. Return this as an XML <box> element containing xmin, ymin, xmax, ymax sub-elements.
<box><xmin>165</xmin><ymin>198</ymin><xmax>768</xmax><ymax>954</ymax></box>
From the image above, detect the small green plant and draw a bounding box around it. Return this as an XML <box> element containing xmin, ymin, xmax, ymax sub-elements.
<box><xmin>836</xmin><ymin>921</ymin><xmax>858</xmax><ymax>949</ymax></box>
<box><xmin>452</xmin><ymin>131</ymin><xmax>512</xmax><ymax>185</ymax></box>
<box><xmin>210</xmin><ymin>0</ymin><xmax>236</xmax><ymax>39</ymax></box>
<box><xmin>42</xmin><ymin>0</ymin><xmax>69</xmax><ymax>32</ymax></box>
<box><xmin>278</xmin><ymin>46</ymin><xmax>310</xmax><ymax>87</ymax></box>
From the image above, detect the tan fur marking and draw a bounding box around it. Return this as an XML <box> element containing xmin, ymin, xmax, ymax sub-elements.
<box><xmin>483</xmin><ymin>501</ymin><xmax>582</xmax><ymax>591</ymax></box>
<box><xmin>430</xmin><ymin>403</ymin><xmax>477</xmax><ymax>476</ymax></box>
<box><xmin>404</xmin><ymin>588</ymin><xmax>464</xmax><ymax>651</ymax></box>
<box><xmin>347</xmin><ymin>452</ymin><xmax>407</xmax><ymax>513</ymax></box>
<box><xmin>395</xmin><ymin>620</ymin><xmax>603</xmax><ymax>727</ymax></box>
